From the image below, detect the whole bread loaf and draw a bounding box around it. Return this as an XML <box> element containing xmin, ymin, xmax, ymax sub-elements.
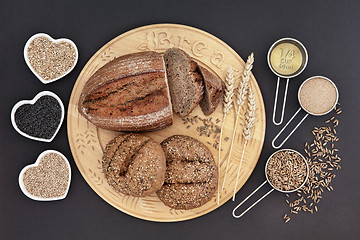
<box><xmin>102</xmin><ymin>133</ymin><xmax>166</xmax><ymax>197</ymax></box>
<box><xmin>157</xmin><ymin>135</ymin><xmax>218</xmax><ymax>210</ymax></box>
<box><xmin>78</xmin><ymin>51</ymin><xmax>173</xmax><ymax>132</ymax></box>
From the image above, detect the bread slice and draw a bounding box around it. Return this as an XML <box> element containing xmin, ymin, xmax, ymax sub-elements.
<box><xmin>164</xmin><ymin>48</ymin><xmax>204</xmax><ymax>117</ymax></box>
<box><xmin>199</xmin><ymin>66</ymin><xmax>224</xmax><ymax>115</ymax></box>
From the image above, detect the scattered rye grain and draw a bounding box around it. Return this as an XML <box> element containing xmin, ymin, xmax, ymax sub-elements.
<box><xmin>282</xmin><ymin>106</ymin><xmax>342</xmax><ymax>223</ymax></box>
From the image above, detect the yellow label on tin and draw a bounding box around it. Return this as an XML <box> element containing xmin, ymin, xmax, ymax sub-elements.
<box><xmin>269</xmin><ymin>42</ymin><xmax>304</xmax><ymax>76</ymax></box>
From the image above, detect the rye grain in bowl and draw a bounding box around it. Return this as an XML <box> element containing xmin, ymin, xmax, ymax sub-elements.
<box><xmin>233</xmin><ymin>149</ymin><xmax>309</xmax><ymax>218</ymax></box>
<box><xmin>266</xmin><ymin>149</ymin><xmax>309</xmax><ymax>192</ymax></box>
<box><xmin>24</xmin><ymin>33</ymin><xmax>78</xmax><ymax>84</ymax></box>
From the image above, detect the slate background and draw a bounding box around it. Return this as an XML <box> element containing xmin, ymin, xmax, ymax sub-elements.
<box><xmin>1</xmin><ymin>0</ymin><xmax>359</xmax><ymax>239</ymax></box>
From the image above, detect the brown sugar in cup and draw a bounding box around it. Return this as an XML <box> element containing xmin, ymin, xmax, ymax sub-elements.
<box><xmin>298</xmin><ymin>76</ymin><xmax>338</xmax><ymax>115</ymax></box>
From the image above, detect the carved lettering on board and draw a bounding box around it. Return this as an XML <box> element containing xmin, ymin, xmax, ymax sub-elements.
<box><xmin>137</xmin><ymin>31</ymin><xmax>226</xmax><ymax>70</ymax></box>
<box><xmin>155</xmin><ymin>32</ymin><xmax>174</xmax><ymax>49</ymax></box>
<box><xmin>176</xmin><ymin>36</ymin><xmax>191</xmax><ymax>48</ymax></box>
<box><xmin>191</xmin><ymin>41</ymin><xmax>207</xmax><ymax>57</ymax></box>
<box><xmin>210</xmin><ymin>51</ymin><xmax>224</xmax><ymax>69</ymax></box>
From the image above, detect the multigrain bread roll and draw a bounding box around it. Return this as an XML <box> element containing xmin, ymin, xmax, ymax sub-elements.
<box><xmin>157</xmin><ymin>135</ymin><xmax>218</xmax><ymax>210</ymax></box>
<box><xmin>164</xmin><ymin>48</ymin><xmax>204</xmax><ymax>117</ymax></box>
<box><xmin>198</xmin><ymin>66</ymin><xmax>224</xmax><ymax>116</ymax></box>
<box><xmin>78</xmin><ymin>51</ymin><xmax>173</xmax><ymax>132</ymax></box>
<box><xmin>102</xmin><ymin>133</ymin><xmax>166</xmax><ymax>197</ymax></box>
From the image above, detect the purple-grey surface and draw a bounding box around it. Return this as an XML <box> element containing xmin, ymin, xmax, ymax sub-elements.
<box><xmin>1</xmin><ymin>0</ymin><xmax>359</xmax><ymax>239</ymax></box>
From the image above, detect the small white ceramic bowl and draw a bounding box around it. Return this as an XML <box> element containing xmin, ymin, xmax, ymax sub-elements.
<box><xmin>11</xmin><ymin>91</ymin><xmax>65</xmax><ymax>142</ymax></box>
<box><xmin>24</xmin><ymin>33</ymin><xmax>78</xmax><ymax>84</ymax></box>
<box><xmin>19</xmin><ymin>150</ymin><xmax>71</xmax><ymax>201</ymax></box>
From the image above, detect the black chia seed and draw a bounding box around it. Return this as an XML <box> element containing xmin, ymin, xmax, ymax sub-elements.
<box><xmin>15</xmin><ymin>95</ymin><xmax>62</xmax><ymax>139</ymax></box>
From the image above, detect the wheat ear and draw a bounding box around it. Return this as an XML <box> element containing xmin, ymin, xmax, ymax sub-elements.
<box><xmin>217</xmin><ymin>66</ymin><xmax>235</xmax><ymax>204</ymax></box>
<box><xmin>232</xmin><ymin>87</ymin><xmax>256</xmax><ymax>201</ymax></box>
<box><xmin>221</xmin><ymin>53</ymin><xmax>254</xmax><ymax>192</ymax></box>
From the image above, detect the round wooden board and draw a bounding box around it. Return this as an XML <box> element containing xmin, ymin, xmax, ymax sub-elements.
<box><xmin>67</xmin><ymin>24</ymin><xmax>266</xmax><ymax>222</ymax></box>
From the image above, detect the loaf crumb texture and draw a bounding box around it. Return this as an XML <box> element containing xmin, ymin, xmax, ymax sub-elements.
<box><xmin>164</xmin><ymin>48</ymin><xmax>204</xmax><ymax>117</ymax></box>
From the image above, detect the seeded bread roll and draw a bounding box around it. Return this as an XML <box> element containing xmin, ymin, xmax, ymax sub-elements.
<box><xmin>78</xmin><ymin>51</ymin><xmax>173</xmax><ymax>132</ymax></box>
<box><xmin>164</xmin><ymin>48</ymin><xmax>204</xmax><ymax>117</ymax></box>
<box><xmin>199</xmin><ymin>66</ymin><xmax>224</xmax><ymax>116</ymax></box>
<box><xmin>102</xmin><ymin>133</ymin><xmax>166</xmax><ymax>197</ymax></box>
<box><xmin>157</xmin><ymin>135</ymin><xmax>218</xmax><ymax>210</ymax></box>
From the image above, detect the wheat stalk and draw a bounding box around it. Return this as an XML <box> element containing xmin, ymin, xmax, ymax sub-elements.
<box><xmin>223</xmin><ymin>66</ymin><xmax>235</xmax><ymax>115</ymax></box>
<box><xmin>217</xmin><ymin>66</ymin><xmax>235</xmax><ymax>204</ymax></box>
<box><xmin>221</xmin><ymin>53</ymin><xmax>254</xmax><ymax>192</ymax></box>
<box><xmin>236</xmin><ymin>53</ymin><xmax>254</xmax><ymax>108</ymax></box>
<box><xmin>232</xmin><ymin>87</ymin><xmax>256</xmax><ymax>201</ymax></box>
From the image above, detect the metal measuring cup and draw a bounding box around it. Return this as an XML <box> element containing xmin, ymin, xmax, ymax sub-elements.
<box><xmin>272</xmin><ymin>76</ymin><xmax>339</xmax><ymax>149</ymax></box>
<box><xmin>268</xmin><ymin>38</ymin><xmax>308</xmax><ymax>125</ymax></box>
<box><xmin>232</xmin><ymin>149</ymin><xmax>309</xmax><ymax>218</ymax></box>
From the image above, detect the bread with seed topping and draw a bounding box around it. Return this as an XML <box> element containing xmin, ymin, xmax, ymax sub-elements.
<box><xmin>157</xmin><ymin>135</ymin><xmax>218</xmax><ymax>210</ymax></box>
<box><xmin>102</xmin><ymin>133</ymin><xmax>166</xmax><ymax>197</ymax></box>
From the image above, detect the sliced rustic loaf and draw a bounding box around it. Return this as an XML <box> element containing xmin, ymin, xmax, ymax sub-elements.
<box><xmin>198</xmin><ymin>66</ymin><xmax>224</xmax><ymax>116</ymax></box>
<box><xmin>164</xmin><ymin>48</ymin><xmax>204</xmax><ymax>117</ymax></box>
<box><xmin>78</xmin><ymin>51</ymin><xmax>173</xmax><ymax>132</ymax></box>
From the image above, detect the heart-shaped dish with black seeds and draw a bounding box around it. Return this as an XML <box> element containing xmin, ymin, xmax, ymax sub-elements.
<box><xmin>11</xmin><ymin>91</ymin><xmax>64</xmax><ymax>142</ymax></box>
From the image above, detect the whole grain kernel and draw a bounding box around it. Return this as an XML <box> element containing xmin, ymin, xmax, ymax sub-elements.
<box><xmin>27</xmin><ymin>36</ymin><xmax>76</xmax><ymax>81</ymax></box>
<box><xmin>23</xmin><ymin>153</ymin><xmax>69</xmax><ymax>198</ymax></box>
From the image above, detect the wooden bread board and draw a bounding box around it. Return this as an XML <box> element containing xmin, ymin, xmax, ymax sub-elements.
<box><xmin>67</xmin><ymin>24</ymin><xmax>266</xmax><ymax>222</ymax></box>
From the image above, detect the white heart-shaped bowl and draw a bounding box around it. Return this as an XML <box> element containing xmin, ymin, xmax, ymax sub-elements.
<box><xmin>24</xmin><ymin>33</ymin><xmax>78</xmax><ymax>84</ymax></box>
<box><xmin>19</xmin><ymin>150</ymin><xmax>71</xmax><ymax>201</ymax></box>
<box><xmin>11</xmin><ymin>91</ymin><xmax>65</xmax><ymax>142</ymax></box>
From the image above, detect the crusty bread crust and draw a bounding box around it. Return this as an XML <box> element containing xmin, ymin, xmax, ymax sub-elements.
<box><xmin>157</xmin><ymin>135</ymin><xmax>218</xmax><ymax>210</ymax></box>
<box><xmin>102</xmin><ymin>133</ymin><xmax>166</xmax><ymax>197</ymax></box>
<box><xmin>78</xmin><ymin>51</ymin><xmax>173</xmax><ymax>132</ymax></box>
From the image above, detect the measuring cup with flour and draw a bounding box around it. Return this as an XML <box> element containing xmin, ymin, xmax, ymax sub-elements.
<box><xmin>232</xmin><ymin>149</ymin><xmax>309</xmax><ymax>218</ymax></box>
<box><xmin>268</xmin><ymin>38</ymin><xmax>308</xmax><ymax>125</ymax></box>
<box><xmin>272</xmin><ymin>76</ymin><xmax>339</xmax><ymax>149</ymax></box>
